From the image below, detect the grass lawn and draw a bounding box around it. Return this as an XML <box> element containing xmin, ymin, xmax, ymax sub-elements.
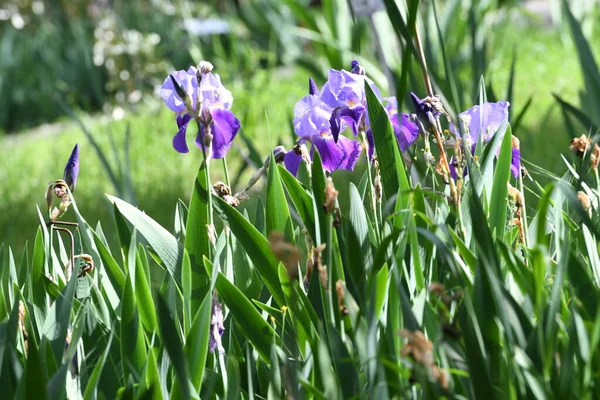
<box><xmin>1</xmin><ymin>21</ymin><xmax>597</xmax><ymax>250</ymax></box>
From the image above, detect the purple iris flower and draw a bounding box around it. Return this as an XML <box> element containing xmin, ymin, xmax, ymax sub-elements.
<box><xmin>209</xmin><ymin>297</ymin><xmax>225</xmax><ymax>353</ymax></box>
<box><xmin>383</xmin><ymin>97</ymin><xmax>420</xmax><ymax>152</ymax></box>
<box><xmin>511</xmin><ymin>148</ymin><xmax>521</xmax><ymax>178</ymax></box>
<box><xmin>161</xmin><ymin>66</ymin><xmax>240</xmax><ymax>158</ymax></box>
<box><xmin>63</xmin><ymin>144</ymin><xmax>80</xmax><ymax>192</ymax></box>
<box><xmin>451</xmin><ymin>101</ymin><xmax>510</xmax><ymax>145</ymax></box>
<box><xmin>319</xmin><ymin>69</ymin><xmax>368</xmax><ymax>141</ymax></box>
<box><xmin>286</xmin><ymin>94</ymin><xmax>361</xmax><ymax>175</ymax></box>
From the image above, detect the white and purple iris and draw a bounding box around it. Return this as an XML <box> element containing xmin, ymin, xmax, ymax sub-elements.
<box><xmin>447</xmin><ymin>101</ymin><xmax>521</xmax><ymax>178</ymax></box>
<box><xmin>285</xmin><ymin>63</ymin><xmax>419</xmax><ymax>175</ymax></box>
<box><xmin>161</xmin><ymin>66</ymin><xmax>240</xmax><ymax>158</ymax></box>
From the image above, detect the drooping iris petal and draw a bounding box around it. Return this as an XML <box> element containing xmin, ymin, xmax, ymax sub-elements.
<box><xmin>160</xmin><ymin>67</ymin><xmax>198</xmax><ymax>113</ymax></box>
<box><xmin>394</xmin><ymin>113</ymin><xmax>420</xmax><ymax>152</ymax></box>
<box><xmin>312</xmin><ymin>135</ymin><xmax>346</xmax><ymax>172</ymax></box>
<box><xmin>284</xmin><ymin>149</ymin><xmax>303</xmax><ymax>176</ymax></box>
<box><xmin>63</xmin><ymin>144</ymin><xmax>80</xmax><ymax>192</ymax></box>
<box><xmin>337</xmin><ymin>135</ymin><xmax>362</xmax><ymax>171</ymax></box>
<box><xmin>207</xmin><ymin>108</ymin><xmax>240</xmax><ymax>159</ymax></box>
<box><xmin>511</xmin><ymin>148</ymin><xmax>521</xmax><ymax>178</ymax></box>
<box><xmin>173</xmin><ymin>113</ymin><xmax>192</xmax><ymax>153</ymax></box>
<box><xmin>329</xmin><ymin>105</ymin><xmax>365</xmax><ymax>141</ymax></box>
<box><xmin>451</xmin><ymin>101</ymin><xmax>510</xmax><ymax>143</ymax></box>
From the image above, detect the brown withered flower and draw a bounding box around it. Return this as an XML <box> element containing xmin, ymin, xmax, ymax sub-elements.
<box><xmin>570</xmin><ymin>134</ymin><xmax>592</xmax><ymax>157</ymax></box>
<box><xmin>269</xmin><ymin>232</ymin><xmax>301</xmax><ymax>280</ymax></box>
<box><xmin>324</xmin><ymin>177</ymin><xmax>338</xmax><ymax>214</ymax></box>
<box><xmin>399</xmin><ymin>329</ymin><xmax>449</xmax><ymax>389</ymax></box>
<box><xmin>45</xmin><ymin>179</ymin><xmax>72</xmax><ymax>221</ymax></box>
<box><xmin>592</xmin><ymin>144</ymin><xmax>600</xmax><ymax>170</ymax></box>
<box><xmin>578</xmin><ymin>191</ymin><xmax>592</xmax><ymax>217</ymax></box>
<box><xmin>305</xmin><ymin>244</ymin><xmax>326</xmax><ymax>289</ymax></box>
<box><xmin>335</xmin><ymin>280</ymin><xmax>349</xmax><ymax>316</ymax></box>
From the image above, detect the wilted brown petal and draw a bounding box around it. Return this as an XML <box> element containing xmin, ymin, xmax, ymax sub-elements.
<box><xmin>570</xmin><ymin>135</ymin><xmax>592</xmax><ymax>156</ymax></box>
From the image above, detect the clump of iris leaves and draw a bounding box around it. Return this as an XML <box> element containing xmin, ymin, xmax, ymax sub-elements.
<box><xmin>2</xmin><ymin>3</ymin><xmax>600</xmax><ymax>400</ymax></box>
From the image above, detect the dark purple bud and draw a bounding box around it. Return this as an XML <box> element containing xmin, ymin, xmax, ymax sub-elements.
<box><xmin>63</xmin><ymin>144</ymin><xmax>79</xmax><ymax>192</ymax></box>
<box><xmin>308</xmin><ymin>77</ymin><xmax>319</xmax><ymax>96</ymax></box>
<box><xmin>169</xmin><ymin>73</ymin><xmax>188</xmax><ymax>101</ymax></box>
<box><xmin>351</xmin><ymin>60</ymin><xmax>365</xmax><ymax>75</ymax></box>
<box><xmin>273</xmin><ymin>145</ymin><xmax>287</xmax><ymax>163</ymax></box>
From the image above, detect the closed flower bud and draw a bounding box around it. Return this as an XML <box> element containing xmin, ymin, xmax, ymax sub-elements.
<box><xmin>63</xmin><ymin>144</ymin><xmax>79</xmax><ymax>192</ymax></box>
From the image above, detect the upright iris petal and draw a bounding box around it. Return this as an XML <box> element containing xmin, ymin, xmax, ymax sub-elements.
<box><xmin>161</xmin><ymin>65</ymin><xmax>240</xmax><ymax>158</ymax></box>
<box><xmin>320</xmin><ymin>69</ymin><xmax>368</xmax><ymax>140</ymax></box>
<box><xmin>289</xmin><ymin>94</ymin><xmax>362</xmax><ymax>175</ymax></box>
<box><xmin>451</xmin><ymin>101</ymin><xmax>510</xmax><ymax>144</ymax></box>
<box><xmin>160</xmin><ymin>67</ymin><xmax>198</xmax><ymax>113</ymax></box>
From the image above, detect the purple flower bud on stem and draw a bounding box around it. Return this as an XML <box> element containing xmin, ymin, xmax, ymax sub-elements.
<box><xmin>63</xmin><ymin>144</ymin><xmax>79</xmax><ymax>192</ymax></box>
<box><xmin>308</xmin><ymin>77</ymin><xmax>320</xmax><ymax>96</ymax></box>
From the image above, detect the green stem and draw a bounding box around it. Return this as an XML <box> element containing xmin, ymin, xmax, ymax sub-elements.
<box><xmin>362</xmin><ymin>133</ymin><xmax>381</xmax><ymax>243</ymax></box>
<box><xmin>518</xmin><ymin>171</ymin><xmax>530</xmax><ymax>249</ymax></box>
<box><xmin>222</xmin><ymin>157</ymin><xmax>231</xmax><ymax>187</ymax></box>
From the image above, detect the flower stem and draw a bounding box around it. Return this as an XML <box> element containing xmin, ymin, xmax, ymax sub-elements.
<box><xmin>362</xmin><ymin>132</ymin><xmax>381</xmax><ymax>243</ymax></box>
<box><xmin>414</xmin><ymin>22</ymin><xmax>459</xmax><ymax>207</ymax></box>
<box><xmin>519</xmin><ymin>172</ymin><xmax>530</xmax><ymax>249</ymax></box>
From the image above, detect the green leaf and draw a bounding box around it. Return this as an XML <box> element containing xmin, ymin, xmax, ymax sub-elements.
<box><xmin>120</xmin><ymin>274</ymin><xmax>146</xmax><ymax>376</ymax></box>
<box><xmin>365</xmin><ymin>82</ymin><xmax>401</xmax><ymax>201</ymax></box>
<box><xmin>83</xmin><ymin>333</ymin><xmax>114</xmax><ymax>400</ymax></box>
<box><xmin>266</xmin><ymin>155</ymin><xmax>295</xmax><ymax>242</ymax></box>
<box><xmin>23</xmin><ymin>341</ymin><xmax>49</xmax><ymax>400</ymax></box>
<box><xmin>489</xmin><ymin>126</ymin><xmax>513</xmax><ymax>240</ymax></box>
<box><xmin>279</xmin><ymin>165</ymin><xmax>316</xmax><ymax>244</ymax></box>
<box><xmin>41</xmin><ymin>272</ymin><xmax>76</xmax><ymax>365</ymax></box>
<box><xmin>185</xmin><ymin>292</ymin><xmax>212</xmax><ymax>392</ymax></box>
<box><xmin>211</xmin><ymin>195</ymin><xmax>285</xmax><ymax>305</ymax></box>
<box><xmin>212</xmin><ymin>272</ymin><xmax>278</xmax><ymax>362</ymax></box>
<box><xmin>346</xmin><ymin>184</ymin><xmax>372</xmax><ymax>284</ymax></box>
<box><xmin>93</xmin><ymin>232</ymin><xmax>126</xmax><ymax>292</ymax></box>
<box><xmin>157</xmin><ymin>295</ymin><xmax>191</xmax><ymax>400</ymax></box>
<box><xmin>185</xmin><ymin>162</ymin><xmax>212</xmax><ymax>310</ymax></box>
<box><xmin>107</xmin><ymin>195</ymin><xmax>184</xmax><ymax>286</ymax></box>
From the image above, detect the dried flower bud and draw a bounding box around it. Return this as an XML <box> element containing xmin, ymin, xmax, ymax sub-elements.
<box><xmin>324</xmin><ymin>177</ymin><xmax>338</xmax><ymax>214</ymax></box>
<box><xmin>335</xmin><ymin>280</ymin><xmax>348</xmax><ymax>316</ymax></box>
<box><xmin>399</xmin><ymin>329</ymin><xmax>434</xmax><ymax>367</ymax></box>
<box><xmin>213</xmin><ymin>181</ymin><xmax>231</xmax><ymax>198</ymax></box>
<box><xmin>269</xmin><ymin>232</ymin><xmax>300</xmax><ymax>280</ymax></box>
<box><xmin>592</xmin><ymin>144</ymin><xmax>600</xmax><ymax>170</ymax></box>
<box><xmin>197</xmin><ymin>61</ymin><xmax>214</xmax><ymax>75</ymax></box>
<box><xmin>77</xmin><ymin>254</ymin><xmax>95</xmax><ymax>278</ymax></box>
<box><xmin>578</xmin><ymin>191</ymin><xmax>592</xmax><ymax>217</ymax></box>
<box><xmin>511</xmin><ymin>135</ymin><xmax>520</xmax><ymax>150</ymax></box>
<box><xmin>507</xmin><ymin>184</ymin><xmax>523</xmax><ymax>208</ymax></box>
<box><xmin>570</xmin><ymin>134</ymin><xmax>592</xmax><ymax>157</ymax></box>
<box><xmin>63</xmin><ymin>144</ymin><xmax>79</xmax><ymax>192</ymax></box>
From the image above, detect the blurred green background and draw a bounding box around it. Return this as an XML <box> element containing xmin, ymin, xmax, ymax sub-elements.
<box><xmin>1</xmin><ymin>0</ymin><xmax>599</xmax><ymax>250</ymax></box>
